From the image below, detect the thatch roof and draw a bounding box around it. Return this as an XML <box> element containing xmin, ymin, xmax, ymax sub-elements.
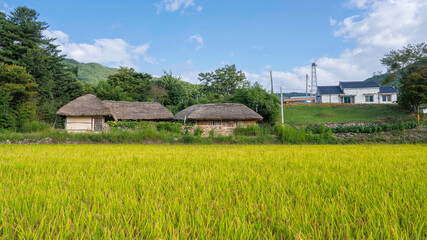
<box><xmin>174</xmin><ymin>103</ymin><xmax>263</xmax><ymax>121</ymax></box>
<box><xmin>103</xmin><ymin>100</ymin><xmax>173</xmax><ymax>120</ymax></box>
<box><xmin>57</xmin><ymin>94</ymin><xmax>116</xmax><ymax>120</ymax></box>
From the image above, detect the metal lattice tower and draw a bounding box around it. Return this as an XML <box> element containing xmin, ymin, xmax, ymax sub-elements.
<box><xmin>310</xmin><ymin>62</ymin><xmax>317</xmax><ymax>102</ymax></box>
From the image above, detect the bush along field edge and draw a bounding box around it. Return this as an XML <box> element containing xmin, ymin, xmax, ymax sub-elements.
<box><xmin>0</xmin><ymin>119</ymin><xmax>425</xmax><ymax>144</ymax></box>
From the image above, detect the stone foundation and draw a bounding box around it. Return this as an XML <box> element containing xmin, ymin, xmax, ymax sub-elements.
<box><xmin>184</xmin><ymin>125</ymin><xmax>235</xmax><ymax>137</ymax></box>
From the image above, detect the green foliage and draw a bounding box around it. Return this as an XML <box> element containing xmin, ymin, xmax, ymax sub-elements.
<box><xmin>397</xmin><ymin>63</ymin><xmax>427</xmax><ymax>112</ymax></box>
<box><xmin>0</xmin><ymin>63</ymin><xmax>37</xmax><ymax>108</ymax></box>
<box><xmin>306</xmin><ymin>121</ymin><xmax>418</xmax><ymax>134</ymax></box>
<box><xmin>199</xmin><ymin>64</ymin><xmax>248</xmax><ymax>98</ymax></box>
<box><xmin>62</xmin><ymin>58</ymin><xmax>118</xmax><ymax>84</ymax></box>
<box><xmin>281</xmin><ymin>104</ymin><xmax>411</xmax><ymax>124</ymax></box>
<box><xmin>0</xmin><ymin>93</ymin><xmax>14</xmax><ymax>129</ymax></box>
<box><xmin>234</xmin><ymin>125</ymin><xmax>261</xmax><ymax>136</ymax></box>
<box><xmin>159</xmin><ymin>71</ymin><xmax>187</xmax><ymax>106</ymax></box>
<box><xmin>230</xmin><ymin>82</ymin><xmax>280</xmax><ymax>123</ymax></box>
<box><xmin>193</xmin><ymin>126</ymin><xmax>204</xmax><ymax>137</ymax></box>
<box><xmin>95</xmin><ymin>81</ymin><xmax>132</xmax><ymax>101</ymax></box>
<box><xmin>380</xmin><ymin>42</ymin><xmax>427</xmax><ymax>86</ymax></box>
<box><xmin>21</xmin><ymin>121</ymin><xmax>51</xmax><ymax>133</ymax></box>
<box><xmin>208</xmin><ymin>129</ymin><xmax>215</xmax><ymax>138</ymax></box>
<box><xmin>274</xmin><ymin>124</ymin><xmax>333</xmax><ymax>144</ymax></box>
<box><xmin>0</xmin><ymin>7</ymin><xmax>82</xmax><ymax>124</ymax></box>
<box><xmin>106</xmin><ymin>67</ymin><xmax>151</xmax><ymax>102</ymax></box>
<box><xmin>157</xmin><ymin>122</ymin><xmax>183</xmax><ymax>133</ymax></box>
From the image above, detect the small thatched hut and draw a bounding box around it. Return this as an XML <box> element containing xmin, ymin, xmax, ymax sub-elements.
<box><xmin>57</xmin><ymin>94</ymin><xmax>116</xmax><ymax>132</ymax></box>
<box><xmin>57</xmin><ymin>94</ymin><xmax>173</xmax><ymax>132</ymax></box>
<box><xmin>174</xmin><ymin>103</ymin><xmax>263</xmax><ymax>127</ymax></box>
<box><xmin>102</xmin><ymin>100</ymin><xmax>174</xmax><ymax>121</ymax></box>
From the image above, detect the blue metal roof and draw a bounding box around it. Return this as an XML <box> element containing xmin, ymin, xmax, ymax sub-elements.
<box><xmin>380</xmin><ymin>86</ymin><xmax>398</xmax><ymax>93</ymax></box>
<box><xmin>339</xmin><ymin>81</ymin><xmax>380</xmax><ymax>88</ymax></box>
<box><xmin>317</xmin><ymin>86</ymin><xmax>343</xmax><ymax>94</ymax></box>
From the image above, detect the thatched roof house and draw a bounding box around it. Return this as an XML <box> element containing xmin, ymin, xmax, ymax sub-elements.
<box><xmin>57</xmin><ymin>94</ymin><xmax>173</xmax><ymax>132</ymax></box>
<box><xmin>103</xmin><ymin>100</ymin><xmax>173</xmax><ymax>121</ymax></box>
<box><xmin>57</xmin><ymin>94</ymin><xmax>117</xmax><ymax>120</ymax></box>
<box><xmin>175</xmin><ymin>103</ymin><xmax>262</xmax><ymax>127</ymax></box>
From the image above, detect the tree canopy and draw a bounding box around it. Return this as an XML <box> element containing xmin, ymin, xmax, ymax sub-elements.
<box><xmin>380</xmin><ymin>42</ymin><xmax>427</xmax><ymax>86</ymax></box>
<box><xmin>0</xmin><ymin>6</ymin><xmax>82</xmax><ymax>123</ymax></box>
<box><xmin>381</xmin><ymin>43</ymin><xmax>427</xmax><ymax>112</ymax></box>
<box><xmin>198</xmin><ymin>64</ymin><xmax>248</xmax><ymax>98</ymax></box>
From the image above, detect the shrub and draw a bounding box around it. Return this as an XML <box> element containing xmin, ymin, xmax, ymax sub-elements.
<box><xmin>209</xmin><ymin>129</ymin><xmax>215</xmax><ymax>138</ymax></box>
<box><xmin>234</xmin><ymin>125</ymin><xmax>261</xmax><ymax>136</ymax></box>
<box><xmin>193</xmin><ymin>126</ymin><xmax>204</xmax><ymax>137</ymax></box>
<box><xmin>22</xmin><ymin>121</ymin><xmax>51</xmax><ymax>133</ymax></box>
<box><xmin>157</xmin><ymin>122</ymin><xmax>182</xmax><ymax>133</ymax></box>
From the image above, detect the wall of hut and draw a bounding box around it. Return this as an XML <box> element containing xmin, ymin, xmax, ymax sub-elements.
<box><xmin>65</xmin><ymin>116</ymin><xmax>105</xmax><ymax>132</ymax></box>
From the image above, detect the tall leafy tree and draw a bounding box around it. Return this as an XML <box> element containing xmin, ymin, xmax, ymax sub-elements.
<box><xmin>107</xmin><ymin>67</ymin><xmax>151</xmax><ymax>102</ymax></box>
<box><xmin>0</xmin><ymin>7</ymin><xmax>82</xmax><ymax>122</ymax></box>
<box><xmin>199</xmin><ymin>64</ymin><xmax>248</xmax><ymax>98</ymax></box>
<box><xmin>159</xmin><ymin>70</ymin><xmax>187</xmax><ymax>105</ymax></box>
<box><xmin>398</xmin><ymin>63</ymin><xmax>427</xmax><ymax>113</ymax></box>
<box><xmin>0</xmin><ymin>63</ymin><xmax>37</xmax><ymax>129</ymax></box>
<box><xmin>380</xmin><ymin>42</ymin><xmax>427</xmax><ymax>86</ymax></box>
<box><xmin>229</xmin><ymin>82</ymin><xmax>280</xmax><ymax>123</ymax></box>
<box><xmin>381</xmin><ymin>43</ymin><xmax>427</xmax><ymax>112</ymax></box>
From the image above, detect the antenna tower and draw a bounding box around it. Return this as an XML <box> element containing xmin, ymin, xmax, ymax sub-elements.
<box><xmin>310</xmin><ymin>62</ymin><xmax>317</xmax><ymax>102</ymax></box>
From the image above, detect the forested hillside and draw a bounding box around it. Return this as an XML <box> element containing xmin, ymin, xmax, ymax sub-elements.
<box><xmin>62</xmin><ymin>59</ymin><xmax>118</xmax><ymax>84</ymax></box>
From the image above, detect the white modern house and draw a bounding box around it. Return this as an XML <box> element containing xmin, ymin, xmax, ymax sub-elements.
<box><xmin>316</xmin><ymin>81</ymin><xmax>398</xmax><ymax>104</ymax></box>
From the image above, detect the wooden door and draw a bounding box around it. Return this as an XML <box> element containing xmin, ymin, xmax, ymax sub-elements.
<box><xmin>93</xmin><ymin>118</ymin><xmax>103</xmax><ymax>131</ymax></box>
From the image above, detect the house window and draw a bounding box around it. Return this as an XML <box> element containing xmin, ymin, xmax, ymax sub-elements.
<box><xmin>365</xmin><ymin>95</ymin><xmax>374</xmax><ymax>102</ymax></box>
<box><xmin>343</xmin><ymin>96</ymin><xmax>352</xmax><ymax>103</ymax></box>
<box><xmin>382</xmin><ymin>95</ymin><xmax>391</xmax><ymax>102</ymax></box>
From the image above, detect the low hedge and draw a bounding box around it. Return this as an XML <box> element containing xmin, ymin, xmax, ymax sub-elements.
<box><xmin>307</xmin><ymin>121</ymin><xmax>418</xmax><ymax>134</ymax></box>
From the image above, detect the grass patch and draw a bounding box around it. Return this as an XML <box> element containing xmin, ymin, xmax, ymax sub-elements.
<box><xmin>282</xmin><ymin>104</ymin><xmax>412</xmax><ymax>124</ymax></box>
<box><xmin>0</xmin><ymin>145</ymin><xmax>425</xmax><ymax>238</ymax></box>
<box><xmin>314</xmin><ymin>111</ymin><xmax>337</xmax><ymax>118</ymax></box>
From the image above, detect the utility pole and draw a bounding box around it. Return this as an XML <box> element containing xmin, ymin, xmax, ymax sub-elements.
<box><xmin>270</xmin><ymin>70</ymin><xmax>274</xmax><ymax>94</ymax></box>
<box><xmin>306</xmin><ymin>74</ymin><xmax>309</xmax><ymax>102</ymax></box>
<box><xmin>280</xmin><ymin>87</ymin><xmax>284</xmax><ymax>125</ymax></box>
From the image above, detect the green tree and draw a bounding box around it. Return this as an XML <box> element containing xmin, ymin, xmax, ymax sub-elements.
<box><xmin>159</xmin><ymin>71</ymin><xmax>187</xmax><ymax>105</ymax></box>
<box><xmin>229</xmin><ymin>82</ymin><xmax>280</xmax><ymax>123</ymax></box>
<box><xmin>398</xmin><ymin>63</ymin><xmax>427</xmax><ymax>113</ymax></box>
<box><xmin>380</xmin><ymin>42</ymin><xmax>427</xmax><ymax>86</ymax></box>
<box><xmin>0</xmin><ymin>63</ymin><xmax>37</xmax><ymax>108</ymax></box>
<box><xmin>0</xmin><ymin>93</ymin><xmax>14</xmax><ymax>129</ymax></box>
<box><xmin>95</xmin><ymin>81</ymin><xmax>132</xmax><ymax>101</ymax></box>
<box><xmin>198</xmin><ymin>64</ymin><xmax>248</xmax><ymax>98</ymax></box>
<box><xmin>0</xmin><ymin>63</ymin><xmax>37</xmax><ymax>129</ymax></box>
<box><xmin>0</xmin><ymin>7</ymin><xmax>83</xmax><ymax>122</ymax></box>
<box><xmin>107</xmin><ymin>67</ymin><xmax>151</xmax><ymax>102</ymax></box>
<box><xmin>381</xmin><ymin>43</ymin><xmax>427</xmax><ymax>112</ymax></box>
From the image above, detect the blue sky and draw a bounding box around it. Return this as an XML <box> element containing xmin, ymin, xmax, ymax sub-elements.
<box><xmin>1</xmin><ymin>0</ymin><xmax>426</xmax><ymax>92</ymax></box>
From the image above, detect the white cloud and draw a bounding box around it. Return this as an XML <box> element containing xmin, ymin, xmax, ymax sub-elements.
<box><xmin>1</xmin><ymin>1</ymin><xmax>12</xmax><ymax>12</ymax></box>
<box><xmin>43</xmin><ymin>30</ymin><xmax>156</xmax><ymax>69</ymax></box>
<box><xmin>188</xmin><ymin>34</ymin><xmax>204</xmax><ymax>50</ymax></box>
<box><xmin>248</xmin><ymin>0</ymin><xmax>427</xmax><ymax>92</ymax></box>
<box><xmin>252</xmin><ymin>45</ymin><xmax>264</xmax><ymax>50</ymax></box>
<box><xmin>181</xmin><ymin>71</ymin><xmax>200</xmax><ymax>84</ymax></box>
<box><xmin>186</xmin><ymin>59</ymin><xmax>193</xmax><ymax>66</ymax></box>
<box><xmin>329</xmin><ymin>17</ymin><xmax>337</xmax><ymax>26</ymax></box>
<box><xmin>156</xmin><ymin>0</ymin><xmax>201</xmax><ymax>13</ymax></box>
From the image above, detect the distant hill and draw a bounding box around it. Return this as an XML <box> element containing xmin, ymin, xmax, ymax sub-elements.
<box><xmin>63</xmin><ymin>59</ymin><xmax>118</xmax><ymax>84</ymax></box>
<box><xmin>364</xmin><ymin>73</ymin><xmax>390</xmax><ymax>85</ymax></box>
